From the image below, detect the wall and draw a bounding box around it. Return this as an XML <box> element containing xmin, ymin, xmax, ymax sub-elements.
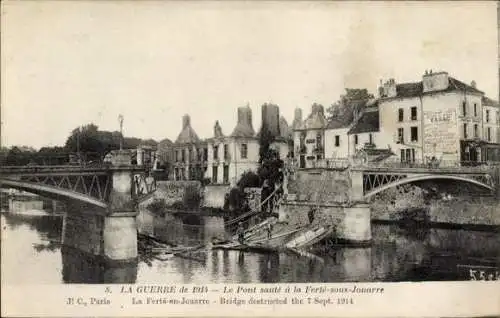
<box><xmin>205</xmin><ymin>137</ymin><xmax>259</xmax><ymax>185</ymax></box>
<box><xmin>202</xmin><ymin>184</ymin><xmax>230</xmax><ymax>208</ymax></box>
<box><xmin>154</xmin><ymin>180</ymin><xmax>201</xmax><ymax>205</ymax></box>
<box><xmin>287</xmin><ymin>169</ymin><xmax>351</xmax><ymax>203</ymax></box>
<box><xmin>428</xmin><ymin>198</ymin><xmax>500</xmax><ymax>226</ymax></box>
<box><xmin>295</xmin><ymin>129</ymin><xmax>325</xmax><ymax>168</ymax></box>
<box><xmin>483</xmin><ymin>105</ymin><xmax>500</xmax><ymax>143</ymax></box>
<box><xmin>325</xmin><ymin>127</ymin><xmax>349</xmax><ymax>158</ymax></box>
<box><xmin>348</xmin><ymin>131</ymin><xmax>393</xmax><ymax>157</ymax></box>
<box><xmin>281</xmin><ymin>201</ymin><xmax>371</xmax><ymax>242</ymax></box>
<box><xmin>379</xmin><ymin>95</ymin><xmax>423</xmax><ymax>161</ymax></box>
<box><xmin>371</xmin><ymin>192</ymin><xmax>500</xmax><ymax>226</ymax></box>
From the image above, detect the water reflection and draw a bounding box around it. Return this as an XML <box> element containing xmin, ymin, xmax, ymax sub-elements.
<box><xmin>2</xmin><ymin>210</ymin><xmax>499</xmax><ymax>284</ymax></box>
<box><xmin>61</xmin><ymin>247</ymin><xmax>137</xmax><ymax>284</ymax></box>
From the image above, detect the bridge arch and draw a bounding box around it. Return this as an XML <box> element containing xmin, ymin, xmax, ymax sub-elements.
<box><xmin>0</xmin><ymin>178</ymin><xmax>108</xmax><ymax>209</ymax></box>
<box><xmin>363</xmin><ymin>174</ymin><xmax>494</xmax><ymax>200</ymax></box>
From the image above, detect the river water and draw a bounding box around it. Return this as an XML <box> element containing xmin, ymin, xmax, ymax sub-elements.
<box><xmin>2</xmin><ymin>207</ymin><xmax>499</xmax><ymax>284</ymax></box>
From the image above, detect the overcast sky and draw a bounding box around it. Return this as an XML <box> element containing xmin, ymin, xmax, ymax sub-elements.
<box><xmin>1</xmin><ymin>1</ymin><xmax>498</xmax><ymax>149</ymax></box>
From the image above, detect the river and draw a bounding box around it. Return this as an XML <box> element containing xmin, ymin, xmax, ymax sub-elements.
<box><xmin>1</xmin><ymin>207</ymin><xmax>499</xmax><ymax>284</ymax></box>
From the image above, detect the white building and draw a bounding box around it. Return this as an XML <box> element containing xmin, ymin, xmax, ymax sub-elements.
<box><xmin>376</xmin><ymin>70</ymin><xmax>500</xmax><ymax>163</ymax></box>
<box><xmin>205</xmin><ymin>106</ymin><xmax>260</xmax><ymax>185</ymax></box>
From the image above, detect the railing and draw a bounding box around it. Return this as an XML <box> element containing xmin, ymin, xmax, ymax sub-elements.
<box><xmin>293</xmin><ymin>157</ymin><xmax>499</xmax><ymax>172</ymax></box>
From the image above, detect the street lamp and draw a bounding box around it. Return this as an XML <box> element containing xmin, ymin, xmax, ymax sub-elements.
<box><xmin>118</xmin><ymin>114</ymin><xmax>124</xmax><ymax>150</ymax></box>
<box><xmin>77</xmin><ymin>126</ymin><xmax>82</xmax><ymax>164</ymax></box>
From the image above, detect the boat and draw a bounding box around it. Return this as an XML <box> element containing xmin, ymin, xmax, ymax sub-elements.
<box><xmin>285</xmin><ymin>225</ymin><xmax>333</xmax><ymax>249</ymax></box>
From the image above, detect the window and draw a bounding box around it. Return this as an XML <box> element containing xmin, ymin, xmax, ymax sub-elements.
<box><xmin>486</xmin><ymin>110</ymin><xmax>490</xmax><ymax>123</ymax></box>
<box><xmin>335</xmin><ymin>135</ymin><xmax>340</xmax><ymax>147</ymax></box>
<box><xmin>411</xmin><ymin>107</ymin><xmax>417</xmax><ymax>121</ymax></box>
<box><xmin>213</xmin><ymin>145</ymin><xmax>219</xmax><ymax>160</ymax></box>
<box><xmin>474</xmin><ymin>124</ymin><xmax>478</xmax><ymax>138</ymax></box>
<box><xmin>316</xmin><ymin>133</ymin><xmax>322</xmax><ymax>148</ymax></box>
<box><xmin>224</xmin><ymin>144</ymin><xmax>229</xmax><ymax>160</ymax></box>
<box><xmin>188</xmin><ymin>148</ymin><xmax>193</xmax><ymax>161</ymax></box>
<box><xmin>400</xmin><ymin>149</ymin><xmax>415</xmax><ymax>163</ymax></box>
<box><xmin>487</xmin><ymin>127</ymin><xmax>492</xmax><ymax>141</ymax></box>
<box><xmin>463</xmin><ymin>123</ymin><xmax>468</xmax><ymax>139</ymax></box>
<box><xmin>212</xmin><ymin>166</ymin><xmax>218</xmax><ymax>183</ymax></box>
<box><xmin>398</xmin><ymin>109</ymin><xmax>404</xmax><ymax>122</ymax></box>
<box><xmin>462</xmin><ymin>101</ymin><xmax>467</xmax><ymax>116</ymax></box>
<box><xmin>410</xmin><ymin>126</ymin><xmax>418</xmax><ymax>142</ymax></box>
<box><xmin>397</xmin><ymin>128</ymin><xmax>404</xmax><ymax>143</ymax></box>
<box><xmin>474</xmin><ymin>103</ymin><xmax>478</xmax><ymax>117</ymax></box>
<box><xmin>368</xmin><ymin>133</ymin><xmax>373</xmax><ymax>144</ymax></box>
<box><xmin>354</xmin><ymin>135</ymin><xmax>358</xmax><ymax>145</ymax></box>
<box><xmin>223</xmin><ymin>165</ymin><xmax>229</xmax><ymax>184</ymax></box>
<box><xmin>174</xmin><ymin>168</ymin><xmax>179</xmax><ymax>180</ymax></box>
<box><xmin>497</xmin><ymin>111</ymin><xmax>500</xmax><ymax>124</ymax></box>
<box><xmin>203</xmin><ymin>148</ymin><xmax>208</xmax><ymax>161</ymax></box>
<box><xmin>182</xmin><ymin>149</ymin><xmax>186</xmax><ymax>162</ymax></box>
<box><xmin>240</xmin><ymin>144</ymin><xmax>248</xmax><ymax>159</ymax></box>
<box><xmin>175</xmin><ymin>150</ymin><xmax>179</xmax><ymax>162</ymax></box>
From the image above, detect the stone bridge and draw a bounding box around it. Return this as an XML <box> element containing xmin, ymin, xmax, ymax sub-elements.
<box><xmin>0</xmin><ymin>151</ymin><xmax>156</xmax><ymax>263</ymax></box>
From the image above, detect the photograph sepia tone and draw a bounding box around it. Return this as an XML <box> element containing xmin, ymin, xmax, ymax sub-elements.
<box><xmin>1</xmin><ymin>0</ymin><xmax>499</xmax><ymax>317</ymax></box>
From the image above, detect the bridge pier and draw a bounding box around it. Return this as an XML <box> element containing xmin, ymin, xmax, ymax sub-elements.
<box><xmin>62</xmin><ymin>151</ymin><xmax>139</xmax><ymax>263</ymax></box>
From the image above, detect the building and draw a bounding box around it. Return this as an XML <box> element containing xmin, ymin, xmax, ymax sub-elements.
<box><xmin>293</xmin><ymin>104</ymin><xmax>328</xmax><ymax>168</ymax></box>
<box><xmin>375</xmin><ymin>70</ymin><xmax>500</xmax><ymax>164</ymax></box>
<box><xmin>172</xmin><ymin>115</ymin><xmax>208</xmax><ymax>181</ymax></box>
<box><xmin>205</xmin><ymin>106</ymin><xmax>259</xmax><ymax>185</ymax></box>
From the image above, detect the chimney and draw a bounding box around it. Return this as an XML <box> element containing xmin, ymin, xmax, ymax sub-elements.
<box><xmin>261</xmin><ymin>103</ymin><xmax>280</xmax><ymax>137</ymax></box>
<box><xmin>294</xmin><ymin>108</ymin><xmax>302</xmax><ymax>123</ymax></box>
<box><xmin>471</xmin><ymin>80</ymin><xmax>477</xmax><ymax>88</ymax></box>
<box><xmin>182</xmin><ymin>114</ymin><xmax>190</xmax><ymax>129</ymax></box>
<box><xmin>214</xmin><ymin>120</ymin><xmax>223</xmax><ymax>138</ymax></box>
<box><xmin>237</xmin><ymin>105</ymin><xmax>255</xmax><ymax>132</ymax></box>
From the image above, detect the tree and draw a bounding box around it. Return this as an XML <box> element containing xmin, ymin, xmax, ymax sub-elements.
<box><xmin>326</xmin><ymin>88</ymin><xmax>374</xmax><ymax>121</ymax></box>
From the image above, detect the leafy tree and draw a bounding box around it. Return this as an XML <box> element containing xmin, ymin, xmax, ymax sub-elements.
<box><xmin>326</xmin><ymin>88</ymin><xmax>374</xmax><ymax>121</ymax></box>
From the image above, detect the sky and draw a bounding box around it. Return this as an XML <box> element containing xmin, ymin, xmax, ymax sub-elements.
<box><xmin>1</xmin><ymin>1</ymin><xmax>498</xmax><ymax>149</ymax></box>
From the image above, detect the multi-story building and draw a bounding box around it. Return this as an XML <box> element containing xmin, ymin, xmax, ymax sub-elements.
<box><xmin>205</xmin><ymin>106</ymin><xmax>260</xmax><ymax>185</ymax></box>
<box><xmin>293</xmin><ymin>104</ymin><xmax>328</xmax><ymax>168</ymax></box>
<box><xmin>376</xmin><ymin>70</ymin><xmax>500</xmax><ymax>163</ymax></box>
<box><xmin>179</xmin><ymin>103</ymin><xmax>293</xmax><ymax>185</ymax></box>
<box><xmin>172</xmin><ymin>115</ymin><xmax>208</xmax><ymax>181</ymax></box>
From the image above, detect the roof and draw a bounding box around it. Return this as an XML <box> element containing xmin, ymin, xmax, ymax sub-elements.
<box><xmin>348</xmin><ymin>110</ymin><xmax>379</xmax><ymax>134</ymax></box>
<box><xmin>175</xmin><ymin>126</ymin><xmax>200</xmax><ymax>144</ymax></box>
<box><xmin>279</xmin><ymin>116</ymin><xmax>290</xmax><ymax>138</ymax></box>
<box><xmin>482</xmin><ymin>96</ymin><xmax>500</xmax><ymax>108</ymax></box>
<box><xmin>297</xmin><ymin>104</ymin><xmax>328</xmax><ymax>130</ymax></box>
<box><xmin>388</xmin><ymin>77</ymin><xmax>484</xmax><ymax>99</ymax></box>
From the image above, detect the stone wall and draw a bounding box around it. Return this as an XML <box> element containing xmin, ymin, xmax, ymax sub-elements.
<box><xmin>287</xmin><ymin>169</ymin><xmax>351</xmax><ymax>203</ymax></box>
<box><xmin>428</xmin><ymin>198</ymin><xmax>500</xmax><ymax>226</ymax></box>
<box><xmin>371</xmin><ymin>190</ymin><xmax>500</xmax><ymax>226</ymax></box>
<box><xmin>153</xmin><ymin>180</ymin><xmax>201</xmax><ymax>205</ymax></box>
<box><xmin>281</xmin><ymin>201</ymin><xmax>371</xmax><ymax>242</ymax></box>
<box><xmin>202</xmin><ymin>184</ymin><xmax>230</xmax><ymax>208</ymax></box>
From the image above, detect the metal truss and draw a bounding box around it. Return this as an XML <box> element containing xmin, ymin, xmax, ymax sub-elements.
<box><xmin>362</xmin><ymin>173</ymin><xmax>407</xmax><ymax>194</ymax></box>
<box><xmin>19</xmin><ymin>173</ymin><xmax>111</xmax><ymax>202</ymax></box>
<box><xmin>468</xmin><ymin>174</ymin><xmax>496</xmax><ymax>188</ymax></box>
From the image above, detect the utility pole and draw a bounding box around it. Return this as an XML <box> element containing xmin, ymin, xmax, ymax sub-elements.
<box><xmin>118</xmin><ymin>114</ymin><xmax>124</xmax><ymax>150</ymax></box>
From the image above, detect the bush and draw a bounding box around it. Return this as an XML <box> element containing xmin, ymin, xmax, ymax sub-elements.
<box><xmin>224</xmin><ymin>187</ymin><xmax>249</xmax><ymax>213</ymax></box>
<box><xmin>237</xmin><ymin>171</ymin><xmax>260</xmax><ymax>189</ymax></box>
